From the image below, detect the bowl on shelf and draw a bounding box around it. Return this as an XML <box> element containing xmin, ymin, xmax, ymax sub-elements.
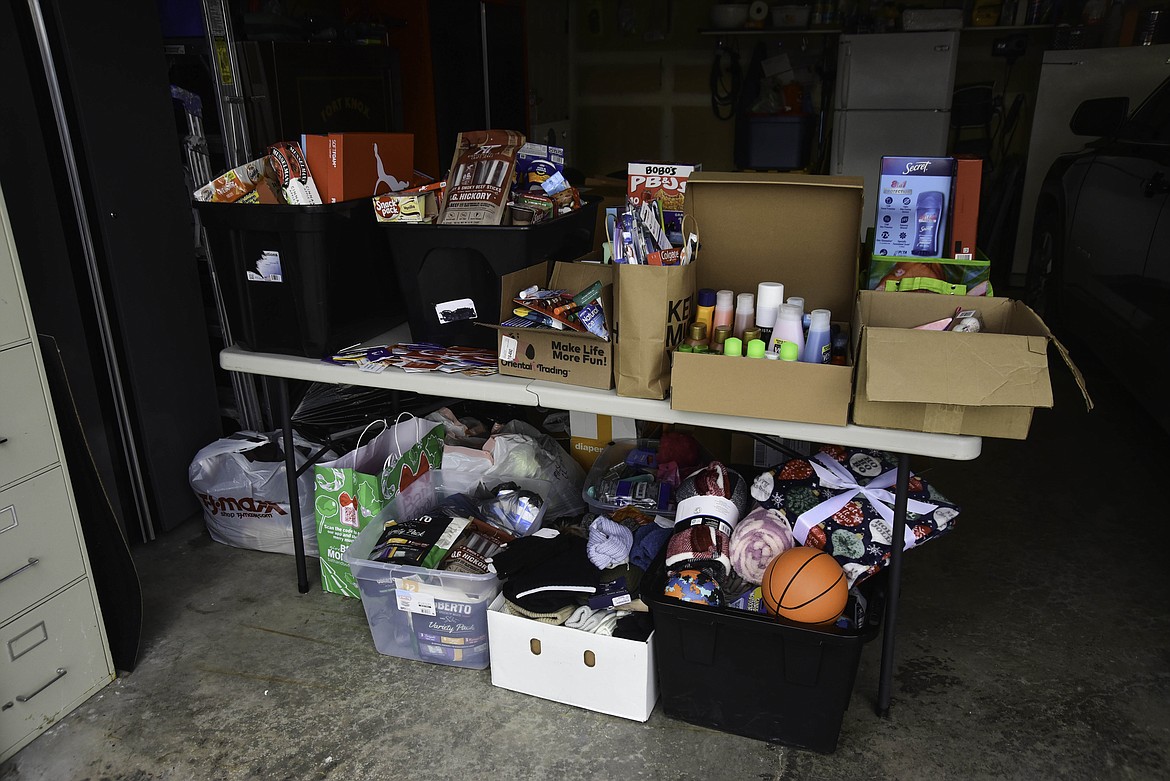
<box><xmin>711</xmin><ymin>3</ymin><xmax>751</xmax><ymax>29</ymax></box>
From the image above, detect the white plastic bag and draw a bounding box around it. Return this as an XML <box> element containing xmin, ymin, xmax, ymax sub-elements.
<box><xmin>440</xmin><ymin>420</ymin><xmax>585</xmax><ymax>520</ymax></box>
<box><xmin>188</xmin><ymin>430</ymin><xmax>336</xmax><ymax>556</ymax></box>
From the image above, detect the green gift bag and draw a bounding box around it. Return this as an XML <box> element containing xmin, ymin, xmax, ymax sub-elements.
<box><xmin>313</xmin><ymin>416</ymin><xmax>445</xmax><ymax>597</ymax></box>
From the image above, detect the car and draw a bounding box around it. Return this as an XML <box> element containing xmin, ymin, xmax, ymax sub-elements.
<box><xmin>1026</xmin><ymin>75</ymin><xmax>1170</xmax><ymax>432</ymax></box>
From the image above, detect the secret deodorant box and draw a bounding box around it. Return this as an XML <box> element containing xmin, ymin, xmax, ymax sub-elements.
<box><xmin>873</xmin><ymin>157</ymin><xmax>955</xmax><ymax>259</ymax></box>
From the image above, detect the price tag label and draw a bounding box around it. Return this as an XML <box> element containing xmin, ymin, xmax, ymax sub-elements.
<box><xmin>395</xmin><ymin>589</ymin><xmax>436</xmax><ymax>616</ymax></box>
<box><xmin>499</xmin><ymin>335</ymin><xmax>518</xmax><ymax>362</ymax></box>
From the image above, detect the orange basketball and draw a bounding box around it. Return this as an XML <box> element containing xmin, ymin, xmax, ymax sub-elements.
<box><xmin>761</xmin><ymin>546</ymin><xmax>848</xmax><ymax>624</ymax></box>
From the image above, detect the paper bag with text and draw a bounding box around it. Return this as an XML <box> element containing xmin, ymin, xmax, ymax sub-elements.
<box><xmin>614</xmin><ymin>263</ymin><xmax>697</xmax><ymax>399</ymax></box>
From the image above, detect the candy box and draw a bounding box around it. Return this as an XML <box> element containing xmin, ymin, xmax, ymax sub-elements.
<box><xmin>751</xmin><ymin>445</ymin><xmax>960</xmax><ymax>586</ymax></box>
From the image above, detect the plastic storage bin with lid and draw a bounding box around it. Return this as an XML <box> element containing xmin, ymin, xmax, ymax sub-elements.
<box><xmin>196</xmin><ymin>198</ymin><xmax>404</xmax><ymax>358</ymax></box>
<box><xmin>583</xmin><ymin>437</ymin><xmax>711</xmax><ymax>519</ymax></box>
<box><xmin>343</xmin><ymin>470</ymin><xmax>549</xmax><ymax>669</ymax></box>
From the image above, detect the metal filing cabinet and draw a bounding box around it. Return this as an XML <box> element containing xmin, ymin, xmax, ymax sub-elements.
<box><xmin>0</xmin><ymin>181</ymin><xmax>115</xmax><ymax>762</ymax></box>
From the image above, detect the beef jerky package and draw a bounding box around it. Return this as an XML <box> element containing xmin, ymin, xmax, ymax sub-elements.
<box><xmin>438</xmin><ymin>129</ymin><xmax>525</xmax><ymax>225</ymax></box>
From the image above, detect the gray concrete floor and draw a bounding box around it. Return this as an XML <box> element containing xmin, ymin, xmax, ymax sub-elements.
<box><xmin>3</xmin><ymin>351</ymin><xmax>1169</xmax><ymax>781</ymax></box>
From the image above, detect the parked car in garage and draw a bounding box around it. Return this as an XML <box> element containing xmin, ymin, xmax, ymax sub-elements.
<box><xmin>1026</xmin><ymin>76</ymin><xmax>1170</xmax><ymax>431</ymax></box>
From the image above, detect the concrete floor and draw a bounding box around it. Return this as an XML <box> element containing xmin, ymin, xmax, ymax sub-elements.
<box><xmin>3</xmin><ymin>350</ymin><xmax>1169</xmax><ymax>781</ymax></box>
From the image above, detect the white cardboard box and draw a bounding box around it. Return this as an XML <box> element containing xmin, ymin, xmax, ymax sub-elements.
<box><xmin>486</xmin><ymin>593</ymin><xmax>658</xmax><ymax>721</ymax></box>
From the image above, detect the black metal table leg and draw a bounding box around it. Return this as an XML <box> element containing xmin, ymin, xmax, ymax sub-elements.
<box><xmin>277</xmin><ymin>377</ymin><xmax>310</xmax><ymax>594</ymax></box>
<box><xmin>877</xmin><ymin>451</ymin><xmax>911</xmax><ymax>716</ymax></box>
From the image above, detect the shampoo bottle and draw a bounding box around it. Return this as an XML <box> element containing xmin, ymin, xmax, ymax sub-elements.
<box><xmin>694</xmin><ymin>288</ymin><xmax>716</xmax><ymax>341</ymax></box>
<box><xmin>772</xmin><ymin>303</ymin><xmax>805</xmax><ymax>356</ymax></box>
<box><xmin>732</xmin><ymin>293</ymin><xmax>755</xmax><ymax>341</ymax></box>
<box><xmin>710</xmin><ymin>290</ymin><xmax>735</xmax><ymax>347</ymax></box>
<box><xmin>755</xmin><ymin>281</ymin><xmax>785</xmax><ymax>345</ymax></box>
<box><xmin>801</xmin><ymin>309</ymin><xmax>832</xmax><ymax>364</ymax></box>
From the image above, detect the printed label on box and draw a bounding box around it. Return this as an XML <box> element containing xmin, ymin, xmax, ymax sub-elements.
<box><xmin>499</xmin><ymin>335</ymin><xmax>518</xmax><ymax>362</ymax></box>
<box><xmin>396</xmin><ymin>589</ymin><xmax>437</xmax><ymax>616</ymax></box>
<box><xmin>873</xmin><ymin>157</ymin><xmax>955</xmax><ymax>260</ymax></box>
<box><xmin>435</xmin><ymin>298</ymin><xmax>478</xmax><ymax>324</ymax></box>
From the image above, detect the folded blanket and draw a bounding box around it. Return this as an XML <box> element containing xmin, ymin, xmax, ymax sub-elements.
<box><xmin>729</xmin><ymin>505</ymin><xmax>795</xmax><ymax>585</ymax></box>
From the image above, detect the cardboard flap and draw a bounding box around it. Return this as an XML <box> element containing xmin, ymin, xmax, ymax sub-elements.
<box><xmin>1051</xmin><ymin>334</ymin><xmax>1095</xmax><ymax>411</ymax></box>
<box><xmin>865</xmin><ymin>327</ymin><xmax>1055</xmax><ymax>408</ymax></box>
<box><xmin>684</xmin><ymin>172</ymin><xmax>864</xmax><ymax>321</ymax></box>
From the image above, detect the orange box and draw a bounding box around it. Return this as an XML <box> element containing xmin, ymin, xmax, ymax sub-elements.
<box><xmin>325</xmin><ymin>132</ymin><xmax>414</xmax><ymax>202</ymax></box>
<box><xmin>950</xmin><ymin>156</ymin><xmax>982</xmax><ymax>258</ymax></box>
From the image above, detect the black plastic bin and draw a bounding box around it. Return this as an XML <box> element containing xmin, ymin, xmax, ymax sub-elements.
<box><xmin>381</xmin><ymin>197</ymin><xmax>600</xmax><ymax>348</ymax></box>
<box><xmin>196</xmin><ymin>198</ymin><xmax>404</xmax><ymax>358</ymax></box>
<box><xmin>643</xmin><ymin>559</ymin><xmax>881</xmax><ymax>753</ymax></box>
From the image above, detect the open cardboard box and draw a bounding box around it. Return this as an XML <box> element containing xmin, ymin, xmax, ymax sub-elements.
<box><xmin>486</xmin><ymin>260</ymin><xmax>615</xmax><ymax>389</ymax></box>
<box><xmin>670</xmin><ymin>172</ymin><xmax>864</xmax><ymax>427</ymax></box>
<box><xmin>852</xmin><ymin>290</ymin><xmax>1092</xmax><ymax>439</ymax></box>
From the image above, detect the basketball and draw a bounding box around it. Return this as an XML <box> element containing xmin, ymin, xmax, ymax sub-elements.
<box><xmin>761</xmin><ymin>546</ymin><xmax>848</xmax><ymax>624</ymax></box>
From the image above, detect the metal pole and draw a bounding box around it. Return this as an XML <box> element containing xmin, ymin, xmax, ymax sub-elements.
<box><xmin>876</xmin><ymin>451</ymin><xmax>911</xmax><ymax>716</ymax></box>
<box><xmin>278</xmin><ymin>378</ymin><xmax>309</xmax><ymax>593</ymax></box>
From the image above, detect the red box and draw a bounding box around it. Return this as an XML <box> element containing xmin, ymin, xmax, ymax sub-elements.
<box><xmin>303</xmin><ymin>133</ymin><xmax>414</xmax><ymax>203</ymax></box>
<box><xmin>950</xmin><ymin>156</ymin><xmax>982</xmax><ymax>258</ymax></box>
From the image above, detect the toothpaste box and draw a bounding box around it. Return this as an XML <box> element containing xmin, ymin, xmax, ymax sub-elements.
<box><xmin>872</xmin><ymin>157</ymin><xmax>955</xmax><ymax>260</ymax></box>
<box><xmin>626</xmin><ymin>161</ymin><xmax>702</xmax><ymax>247</ymax></box>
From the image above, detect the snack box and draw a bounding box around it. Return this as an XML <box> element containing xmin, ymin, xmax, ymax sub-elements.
<box><xmin>670</xmin><ymin>172</ymin><xmax>864</xmax><ymax>427</ymax></box>
<box><xmin>851</xmin><ymin>290</ymin><xmax>1090</xmax><ymax>439</ymax></box>
<box><xmin>487</xmin><ymin>260</ymin><xmax>615</xmax><ymax>390</ymax></box>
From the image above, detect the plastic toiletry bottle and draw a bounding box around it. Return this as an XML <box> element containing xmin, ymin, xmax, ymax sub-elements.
<box><xmin>801</xmin><ymin>309</ymin><xmax>832</xmax><ymax>364</ymax></box>
<box><xmin>778</xmin><ymin>341</ymin><xmax>800</xmax><ymax>362</ymax></box>
<box><xmin>711</xmin><ymin>324</ymin><xmax>731</xmax><ymax>355</ymax></box>
<box><xmin>755</xmin><ymin>282</ymin><xmax>785</xmax><ymax>345</ymax></box>
<box><xmin>772</xmin><ymin>303</ymin><xmax>805</xmax><ymax>356</ymax></box>
<box><xmin>742</xmin><ymin>327</ymin><xmax>762</xmax><ymax>345</ymax></box>
<box><xmin>685</xmin><ymin>322</ymin><xmax>709</xmax><ymax>350</ymax></box>
<box><xmin>912</xmin><ymin>191</ymin><xmax>945</xmax><ymax>257</ymax></box>
<box><xmin>694</xmin><ymin>288</ymin><xmax>716</xmax><ymax>340</ymax></box>
<box><xmin>710</xmin><ymin>290</ymin><xmax>735</xmax><ymax>346</ymax></box>
<box><xmin>830</xmin><ymin>332</ymin><xmax>849</xmax><ymax>366</ymax></box>
<box><xmin>732</xmin><ymin>293</ymin><xmax>755</xmax><ymax>341</ymax></box>
<box><xmin>723</xmin><ymin>337</ymin><xmax>743</xmax><ymax>357</ymax></box>
<box><xmin>677</xmin><ymin>343</ymin><xmax>694</xmax><ymax>353</ymax></box>
<box><xmin>746</xmin><ymin>339</ymin><xmax>766</xmax><ymax>359</ymax></box>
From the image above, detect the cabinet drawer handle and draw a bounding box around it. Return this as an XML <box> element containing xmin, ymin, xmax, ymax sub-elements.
<box><xmin>0</xmin><ymin>557</ymin><xmax>39</xmax><ymax>585</ymax></box>
<box><xmin>16</xmin><ymin>667</ymin><xmax>67</xmax><ymax>702</ymax></box>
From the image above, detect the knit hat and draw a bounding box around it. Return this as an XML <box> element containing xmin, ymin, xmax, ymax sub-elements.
<box><xmin>587</xmin><ymin>516</ymin><xmax>635</xmax><ymax>569</ymax></box>
<box><xmin>500</xmin><ymin>533</ymin><xmax>601</xmax><ymax>613</ymax></box>
<box><xmin>489</xmin><ymin>528</ymin><xmax>570</xmax><ymax>579</ymax></box>
<box><xmin>662</xmin><ymin>568</ymin><xmax>724</xmax><ymax>607</ymax></box>
<box><xmin>673</xmin><ymin>461</ymin><xmax>752</xmax><ymax>532</ymax></box>
<box><xmin>500</xmin><ymin>599</ymin><xmax>576</xmax><ymax>625</ymax></box>
<box><xmin>665</xmin><ymin>525</ymin><xmax>732</xmax><ymax>580</ymax></box>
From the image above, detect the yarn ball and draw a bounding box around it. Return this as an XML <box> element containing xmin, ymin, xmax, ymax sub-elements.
<box><xmin>663</xmin><ymin>568</ymin><xmax>724</xmax><ymax>607</ymax></box>
<box><xmin>761</xmin><ymin>546</ymin><xmax>848</xmax><ymax>624</ymax></box>
<box><xmin>674</xmin><ymin>461</ymin><xmax>752</xmax><ymax>524</ymax></box>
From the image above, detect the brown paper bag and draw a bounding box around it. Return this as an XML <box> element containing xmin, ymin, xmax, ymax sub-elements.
<box><xmin>614</xmin><ymin>263</ymin><xmax>697</xmax><ymax>399</ymax></box>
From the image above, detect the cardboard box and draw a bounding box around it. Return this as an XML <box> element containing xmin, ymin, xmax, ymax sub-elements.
<box><xmin>670</xmin><ymin>172</ymin><xmax>864</xmax><ymax>427</ymax></box>
<box><xmin>489</xmin><ymin>261</ymin><xmax>615</xmax><ymax>389</ymax></box>
<box><xmin>306</xmin><ymin>132</ymin><xmax>413</xmax><ymax>202</ymax></box>
<box><xmin>486</xmin><ymin>594</ymin><xmax>658</xmax><ymax>722</ymax></box>
<box><xmin>852</xmin><ymin>290</ymin><xmax>1089</xmax><ymax>439</ymax></box>
<box><xmin>949</xmin><ymin>157</ymin><xmax>983</xmax><ymax>259</ymax></box>
<box><xmin>568</xmin><ymin>412</ymin><xmax>638</xmax><ymax>471</ymax></box>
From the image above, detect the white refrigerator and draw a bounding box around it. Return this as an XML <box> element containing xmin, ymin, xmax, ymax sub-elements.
<box><xmin>830</xmin><ymin>31</ymin><xmax>959</xmax><ymax>235</ymax></box>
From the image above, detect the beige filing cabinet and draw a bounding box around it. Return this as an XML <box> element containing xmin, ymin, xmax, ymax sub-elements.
<box><xmin>0</xmin><ymin>182</ymin><xmax>115</xmax><ymax>761</ymax></box>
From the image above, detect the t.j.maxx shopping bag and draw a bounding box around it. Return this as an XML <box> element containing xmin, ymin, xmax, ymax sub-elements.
<box><xmin>313</xmin><ymin>415</ymin><xmax>445</xmax><ymax>597</ymax></box>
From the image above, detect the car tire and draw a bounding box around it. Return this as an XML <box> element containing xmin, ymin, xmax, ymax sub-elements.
<box><xmin>1025</xmin><ymin>202</ymin><xmax>1063</xmax><ymax>332</ymax></box>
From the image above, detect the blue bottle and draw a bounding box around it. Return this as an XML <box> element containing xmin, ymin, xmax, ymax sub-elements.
<box><xmin>911</xmin><ymin>191</ymin><xmax>945</xmax><ymax>257</ymax></box>
<box><xmin>801</xmin><ymin>309</ymin><xmax>832</xmax><ymax>364</ymax></box>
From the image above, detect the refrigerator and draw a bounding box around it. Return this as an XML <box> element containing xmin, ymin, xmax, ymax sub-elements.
<box><xmin>830</xmin><ymin>32</ymin><xmax>959</xmax><ymax>236</ymax></box>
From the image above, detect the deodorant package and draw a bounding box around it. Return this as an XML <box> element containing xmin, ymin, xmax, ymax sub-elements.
<box><xmin>872</xmin><ymin>156</ymin><xmax>955</xmax><ymax>260</ymax></box>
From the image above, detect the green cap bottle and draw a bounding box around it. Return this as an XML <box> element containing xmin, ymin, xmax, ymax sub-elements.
<box><xmin>778</xmin><ymin>340</ymin><xmax>800</xmax><ymax>362</ymax></box>
<box><xmin>723</xmin><ymin>337</ymin><xmax>743</xmax><ymax>357</ymax></box>
<box><xmin>746</xmin><ymin>339</ymin><xmax>766</xmax><ymax>358</ymax></box>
